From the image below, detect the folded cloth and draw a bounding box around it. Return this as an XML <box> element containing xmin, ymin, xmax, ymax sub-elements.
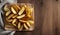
<box><xmin>0</xmin><ymin>0</ymin><xmax>17</xmax><ymax>35</ymax></box>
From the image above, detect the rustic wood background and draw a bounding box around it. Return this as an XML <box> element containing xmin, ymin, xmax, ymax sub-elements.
<box><xmin>0</xmin><ymin>0</ymin><xmax>60</xmax><ymax>35</ymax></box>
<box><xmin>14</xmin><ymin>0</ymin><xmax>60</xmax><ymax>35</ymax></box>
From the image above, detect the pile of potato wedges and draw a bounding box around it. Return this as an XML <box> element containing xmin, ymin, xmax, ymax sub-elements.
<box><xmin>3</xmin><ymin>3</ymin><xmax>34</xmax><ymax>31</ymax></box>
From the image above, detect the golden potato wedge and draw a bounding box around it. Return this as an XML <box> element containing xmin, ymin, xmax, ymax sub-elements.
<box><xmin>11</xmin><ymin>4</ymin><xmax>20</xmax><ymax>12</ymax></box>
<box><xmin>12</xmin><ymin>19</ymin><xmax>16</xmax><ymax>24</ymax></box>
<box><xmin>12</xmin><ymin>19</ymin><xmax>17</xmax><ymax>26</ymax></box>
<box><xmin>18</xmin><ymin>6</ymin><xmax>25</xmax><ymax>15</ymax></box>
<box><xmin>8</xmin><ymin>19</ymin><xmax>13</xmax><ymax>22</ymax></box>
<box><xmin>17</xmin><ymin>14</ymin><xmax>25</xmax><ymax>19</ymax></box>
<box><xmin>21</xmin><ymin>17</ymin><xmax>32</xmax><ymax>21</ymax></box>
<box><xmin>6</xmin><ymin>19</ymin><xmax>13</xmax><ymax>22</ymax></box>
<box><xmin>4</xmin><ymin>5</ymin><xmax>9</xmax><ymax>12</ymax></box>
<box><xmin>19</xmin><ymin>20</ymin><xmax>26</xmax><ymax>22</ymax></box>
<box><xmin>12</xmin><ymin>23</ymin><xmax>16</xmax><ymax>26</ymax></box>
<box><xmin>5</xmin><ymin>10</ymin><xmax>11</xmax><ymax>16</ymax></box>
<box><xmin>19</xmin><ymin>25</ymin><xmax>23</xmax><ymax>31</ymax></box>
<box><xmin>11</xmin><ymin>7</ymin><xmax>17</xmax><ymax>14</ymax></box>
<box><xmin>24</xmin><ymin>23</ymin><xmax>29</xmax><ymax>30</ymax></box>
<box><xmin>25</xmin><ymin>6</ymin><xmax>33</xmax><ymax>18</ymax></box>
<box><xmin>19</xmin><ymin>20</ymin><xmax>31</xmax><ymax>27</ymax></box>
<box><xmin>18</xmin><ymin>22</ymin><xmax>21</xmax><ymax>29</ymax></box>
<box><xmin>26</xmin><ymin>22</ymin><xmax>31</xmax><ymax>27</ymax></box>
<box><xmin>7</xmin><ymin>14</ymin><xmax>14</xmax><ymax>19</ymax></box>
<box><xmin>15</xmin><ymin>4</ymin><xmax>20</xmax><ymax>10</ymax></box>
<box><xmin>26</xmin><ymin>5</ymin><xmax>33</xmax><ymax>13</ymax></box>
<box><xmin>27</xmin><ymin>15</ymin><xmax>31</xmax><ymax>18</ymax></box>
<box><xmin>28</xmin><ymin>20</ymin><xmax>34</xmax><ymax>25</ymax></box>
<box><xmin>12</xmin><ymin>15</ymin><xmax>17</xmax><ymax>18</ymax></box>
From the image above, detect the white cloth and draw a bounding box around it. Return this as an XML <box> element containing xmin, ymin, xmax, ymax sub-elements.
<box><xmin>0</xmin><ymin>0</ymin><xmax>17</xmax><ymax>35</ymax></box>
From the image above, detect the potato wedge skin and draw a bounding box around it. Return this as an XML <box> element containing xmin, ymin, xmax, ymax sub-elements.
<box><xmin>6</xmin><ymin>19</ymin><xmax>13</xmax><ymax>22</ymax></box>
<box><xmin>18</xmin><ymin>7</ymin><xmax>25</xmax><ymax>15</ymax></box>
<box><xmin>12</xmin><ymin>19</ymin><xmax>17</xmax><ymax>26</ymax></box>
<box><xmin>28</xmin><ymin>20</ymin><xmax>34</xmax><ymax>25</ymax></box>
<box><xmin>6</xmin><ymin>10</ymin><xmax>11</xmax><ymax>16</ymax></box>
<box><xmin>11</xmin><ymin>4</ymin><xmax>20</xmax><ymax>12</ymax></box>
<box><xmin>12</xmin><ymin>19</ymin><xmax>16</xmax><ymax>24</ymax></box>
<box><xmin>15</xmin><ymin>4</ymin><xmax>20</xmax><ymax>10</ymax></box>
<box><xmin>12</xmin><ymin>15</ymin><xmax>17</xmax><ymax>18</ymax></box>
<box><xmin>7</xmin><ymin>14</ymin><xmax>14</xmax><ymax>19</ymax></box>
<box><xmin>19</xmin><ymin>20</ymin><xmax>26</xmax><ymax>22</ymax></box>
<box><xmin>4</xmin><ymin>5</ymin><xmax>9</xmax><ymax>12</ymax></box>
<box><xmin>17</xmin><ymin>14</ymin><xmax>25</xmax><ymax>19</ymax></box>
<box><xmin>25</xmin><ymin>5</ymin><xmax>34</xmax><ymax>19</ymax></box>
<box><xmin>26</xmin><ymin>22</ymin><xmax>31</xmax><ymax>27</ymax></box>
<box><xmin>19</xmin><ymin>25</ymin><xmax>23</xmax><ymax>31</ymax></box>
<box><xmin>18</xmin><ymin>22</ymin><xmax>21</xmax><ymax>29</ymax></box>
<box><xmin>11</xmin><ymin>7</ymin><xmax>17</xmax><ymax>14</ymax></box>
<box><xmin>24</xmin><ymin>23</ymin><xmax>29</xmax><ymax>30</ymax></box>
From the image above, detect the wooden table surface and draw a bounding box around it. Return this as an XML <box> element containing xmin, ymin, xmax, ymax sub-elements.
<box><xmin>1</xmin><ymin>0</ymin><xmax>60</xmax><ymax>35</ymax></box>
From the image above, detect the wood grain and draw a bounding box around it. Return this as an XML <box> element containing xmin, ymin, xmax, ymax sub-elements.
<box><xmin>1</xmin><ymin>0</ymin><xmax>58</xmax><ymax>35</ymax></box>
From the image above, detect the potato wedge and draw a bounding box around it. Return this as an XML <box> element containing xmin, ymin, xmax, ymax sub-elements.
<box><xmin>26</xmin><ymin>22</ymin><xmax>31</xmax><ymax>27</ymax></box>
<box><xmin>11</xmin><ymin>7</ymin><xmax>17</xmax><ymax>14</ymax></box>
<box><xmin>18</xmin><ymin>6</ymin><xmax>25</xmax><ymax>15</ymax></box>
<box><xmin>12</xmin><ymin>19</ymin><xmax>16</xmax><ymax>24</ymax></box>
<box><xmin>24</xmin><ymin>23</ymin><xmax>29</xmax><ymax>30</ymax></box>
<box><xmin>18</xmin><ymin>22</ymin><xmax>21</xmax><ymax>29</ymax></box>
<box><xmin>19</xmin><ymin>20</ymin><xmax>26</xmax><ymax>22</ymax></box>
<box><xmin>4</xmin><ymin>5</ymin><xmax>9</xmax><ymax>12</ymax></box>
<box><xmin>11</xmin><ymin>4</ymin><xmax>20</xmax><ymax>12</ymax></box>
<box><xmin>19</xmin><ymin>20</ymin><xmax>31</xmax><ymax>27</ymax></box>
<box><xmin>28</xmin><ymin>20</ymin><xmax>34</xmax><ymax>25</ymax></box>
<box><xmin>12</xmin><ymin>15</ymin><xmax>17</xmax><ymax>18</ymax></box>
<box><xmin>19</xmin><ymin>25</ymin><xmax>23</xmax><ymax>31</ymax></box>
<box><xmin>7</xmin><ymin>14</ymin><xmax>14</xmax><ymax>19</ymax></box>
<box><xmin>15</xmin><ymin>4</ymin><xmax>20</xmax><ymax>10</ymax></box>
<box><xmin>27</xmin><ymin>15</ymin><xmax>31</xmax><ymax>18</ymax></box>
<box><xmin>6</xmin><ymin>19</ymin><xmax>13</xmax><ymax>22</ymax></box>
<box><xmin>17</xmin><ymin>14</ymin><xmax>25</xmax><ymax>19</ymax></box>
<box><xmin>8</xmin><ymin>19</ymin><xmax>13</xmax><ymax>22</ymax></box>
<box><xmin>12</xmin><ymin>19</ymin><xmax>17</xmax><ymax>26</ymax></box>
<box><xmin>25</xmin><ymin>6</ymin><xmax>33</xmax><ymax>18</ymax></box>
<box><xmin>6</xmin><ymin>10</ymin><xmax>11</xmax><ymax>16</ymax></box>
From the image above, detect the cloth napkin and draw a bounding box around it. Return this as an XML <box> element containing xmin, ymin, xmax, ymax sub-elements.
<box><xmin>0</xmin><ymin>0</ymin><xmax>17</xmax><ymax>35</ymax></box>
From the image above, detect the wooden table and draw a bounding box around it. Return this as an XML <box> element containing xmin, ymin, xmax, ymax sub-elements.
<box><xmin>1</xmin><ymin>0</ymin><xmax>60</xmax><ymax>35</ymax></box>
